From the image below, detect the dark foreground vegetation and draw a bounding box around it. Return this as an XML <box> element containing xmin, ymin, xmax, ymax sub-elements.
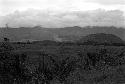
<box><xmin>0</xmin><ymin>41</ymin><xmax>125</xmax><ymax>84</ymax></box>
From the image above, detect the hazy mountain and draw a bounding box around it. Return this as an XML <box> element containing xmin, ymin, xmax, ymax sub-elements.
<box><xmin>0</xmin><ymin>26</ymin><xmax>125</xmax><ymax>42</ymax></box>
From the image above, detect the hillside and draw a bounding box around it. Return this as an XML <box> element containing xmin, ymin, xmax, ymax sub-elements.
<box><xmin>0</xmin><ymin>26</ymin><xmax>125</xmax><ymax>42</ymax></box>
<box><xmin>78</xmin><ymin>33</ymin><xmax>125</xmax><ymax>44</ymax></box>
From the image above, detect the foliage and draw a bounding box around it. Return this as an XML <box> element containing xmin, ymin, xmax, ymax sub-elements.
<box><xmin>0</xmin><ymin>41</ymin><xmax>125</xmax><ymax>84</ymax></box>
<box><xmin>0</xmin><ymin>42</ymin><xmax>31</xmax><ymax>84</ymax></box>
<box><xmin>31</xmin><ymin>51</ymin><xmax>79</xmax><ymax>84</ymax></box>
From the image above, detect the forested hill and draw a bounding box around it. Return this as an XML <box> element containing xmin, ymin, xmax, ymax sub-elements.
<box><xmin>78</xmin><ymin>33</ymin><xmax>125</xmax><ymax>45</ymax></box>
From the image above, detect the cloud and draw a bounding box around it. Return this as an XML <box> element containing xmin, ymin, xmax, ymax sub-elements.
<box><xmin>85</xmin><ymin>0</ymin><xmax>125</xmax><ymax>5</ymax></box>
<box><xmin>1</xmin><ymin>0</ymin><xmax>125</xmax><ymax>15</ymax></box>
<box><xmin>0</xmin><ymin>9</ymin><xmax>125</xmax><ymax>28</ymax></box>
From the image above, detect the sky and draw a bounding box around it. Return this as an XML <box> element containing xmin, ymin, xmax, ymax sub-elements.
<box><xmin>0</xmin><ymin>0</ymin><xmax>125</xmax><ymax>28</ymax></box>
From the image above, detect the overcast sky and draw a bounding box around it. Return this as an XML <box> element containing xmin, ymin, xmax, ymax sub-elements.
<box><xmin>0</xmin><ymin>0</ymin><xmax>125</xmax><ymax>28</ymax></box>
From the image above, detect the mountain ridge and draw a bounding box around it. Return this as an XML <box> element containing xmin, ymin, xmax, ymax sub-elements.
<box><xmin>0</xmin><ymin>26</ymin><xmax>125</xmax><ymax>42</ymax></box>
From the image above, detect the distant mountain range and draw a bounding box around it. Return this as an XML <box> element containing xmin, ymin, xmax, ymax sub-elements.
<box><xmin>0</xmin><ymin>26</ymin><xmax>125</xmax><ymax>42</ymax></box>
